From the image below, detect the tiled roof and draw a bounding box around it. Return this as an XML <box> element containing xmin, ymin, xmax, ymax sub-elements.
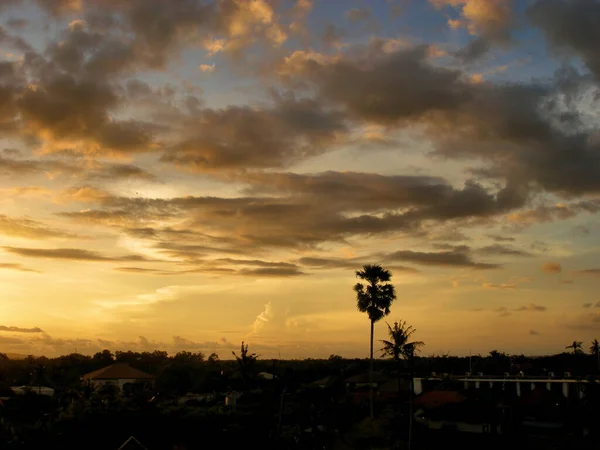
<box><xmin>414</xmin><ymin>390</ymin><xmax>466</xmax><ymax>409</ymax></box>
<box><xmin>82</xmin><ymin>363</ymin><xmax>155</xmax><ymax>380</ymax></box>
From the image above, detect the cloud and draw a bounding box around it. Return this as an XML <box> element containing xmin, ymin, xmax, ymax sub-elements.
<box><xmin>506</xmin><ymin>201</ymin><xmax>600</xmax><ymax>226</ymax></box>
<box><xmin>2</xmin><ymin>246</ymin><xmax>151</xmax><ymax>262</ymax></box>
<box><xmin>161</xmin><ymin>98</ymin><xmax>347</xmax><ymax>171</ymax></box>
<box><xmin>487</xmin><ymin>234</ymin><xmax>515</xmax><ymax>243</ymax></box>
<box><xmin>566</xmin><ymin>312</ymin><xmax>600</xmax><ymax>331</ymax></box>
<box><xmin>483</xmin><ymin>283</ymin><xmax>515</xmax><ymax>290</ymax></box>
<box><xmin>239</xmin><ymin>267</ymin><xmax>305</xmax><ymax>277</ymax></box>
<box><xmin>344</xmin><ymin>8</ymin><xmax>371</xmax><ymax>22</ymax></box>
<box><xmin>572</xmin><ymin>269</ymin><xmax>600</xmax><ymax>278</ymax></box>
<box><xmin>528</xmin><ymin>0</ymin><xmax>600</xmax><ymax>79</ymax></box>
<box><xmin>431</xmin><ymin>0</ymin><xmax>514</xmax><ymax>39</ymax></box>
<box><xmin>529</xmin><ymin>329</ymin><xmax>540</xmax><ymax>336</ymax></box>
<box><xmin>0</xmin><ymin>263</ymin><xmax>39</xmax><ymax>273</ymax></box>
<box><xmin>279</xmin><ymin>42</ymin><xmax>600</xmax><ymax>197</ymax></box>
<box><xmin>35</xmin><ymin>0</ymin><xmax>81</xmax><ymax>16</ymax></box>
<box><xmin>541</xmin><ymin>262</ymin><xmax>562</xmax><ymax>274</ymax></box>
<box><xmin>516</xmin><ymin>303</ymin><xmax>547</xmax><ymax>312</ymax></box>
<box><xmin>251</xmin><ymin>302</ymin><xmax>273</xmax><ymax>335</ymax></box>
<box><xmin>198</xmin><ymin>63</ymin><xmax>215</xmax><ymax>73</ymax></box>
<box><xmin>57</xmin><ymin>175</ymin><xmax>527</xmax><ymax>252</ymax></box>
<box><xmin>582</xmin><ymin>301</ymin><xmax>600</xmax><ymax>308</ymax></box>
<box><xmin>0</xmin><ymin>214</ymin><xmax>74</xmax><ymax>239</ymax></box>
<box><xmin>476</xmin><ymin>244</ymin><xmax>532</xmax><ymax>257</ymax></box>
<box><xmin>387</xmin><ymin>249</ymin><xmax>500</xmax><ymax>269</ymax></box>
<box><xmin>0</xmin><ymin>154</ymin><xmax>155</xmax><ymax>181</ymax></box>
<box><xmin>0</xmin><ymin>325</ymin><xmax>44</xmax><ymax>333</ymax></box>
<box><xmin>493</xmin><ymin>306</ymin><xmax>511</xmax><ymax>317</ymax></box>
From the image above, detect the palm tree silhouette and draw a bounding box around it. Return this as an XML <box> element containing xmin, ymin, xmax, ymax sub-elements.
<box><xmin>590</xmin><ymin>339</ymin><xmax>600</xmax><ymax>371</ymax></box>
<box><xmin>380</xmin><ymin>321</ymin><xmax>424</xmax><ymax>450</ymax></box>
<box><xmin>232</xmin><ymin>341</ymin><xmax>258</xmax><ymax>387</ymax></box>
<box><xmin>566</xmin><ymin>340</ymin><xmax>583</xmax><ymax>355</ymax></box>
<box><xmin>355</xmin><ymin>264</ymin><xmax>396</xmax><ymax>419</ymax></box>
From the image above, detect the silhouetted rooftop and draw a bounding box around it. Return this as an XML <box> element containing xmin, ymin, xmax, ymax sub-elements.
<box><xmin>83</xmin><ymin>363</ymin><xmax>155</xmax><ymax>381</ymax></box>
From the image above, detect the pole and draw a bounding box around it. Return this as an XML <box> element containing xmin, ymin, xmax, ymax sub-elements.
<box><xmin>469</xmin><ymin>350</ymin><xmax>472</xmax><ymax>374</ymax></box>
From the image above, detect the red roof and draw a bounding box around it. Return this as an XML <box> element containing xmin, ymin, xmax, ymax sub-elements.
<box><xmin>82</xmin><ymin>363</ymin><xmax>154</xmax><ymax>380</ymax></box>
<box><xmin>414</xmin><ymin>390</ymin><xmax>466</xmax><ymax>409</ymax></box>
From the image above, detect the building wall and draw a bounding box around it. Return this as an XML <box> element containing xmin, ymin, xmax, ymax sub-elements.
<box><xmin>90</xmin><ymin>378</ymin><xmax>150</xmax><ymax>391</ymax></box>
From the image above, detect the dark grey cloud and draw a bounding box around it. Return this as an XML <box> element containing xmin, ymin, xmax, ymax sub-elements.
<box><xmin>6</xmin><ymin>18</ymin><xmax>28</xmax><ymax>29</ymax></box>
<box><xmin>476</xmin><ymin>244</ymin><xmax>532</xmax><ymax>257</ymax></box>
<box><xmin>528</xmin><ymin>0</ymin><xmax>600</xmax><ymax>79</ymax></box>
<box><xmin>385</xmin><ymin>249</ymin><xmax>500</xmax><ymax>269</ymax></box>
<box><xmin>281</xmin><ymin>43</ymin><xmax>600</xmax><ymax>196</ymax></box>
<box><xmin>0</xmin><ymin>325</ymin><xmax>43</xmax><ymax>333</ymax></box>
<box><xmin>0</xmin><ymin>153</ymin><xmax>155</xmax><ymax>181</ymax></box>
<box><xmin>161</xmin><ymin>98</ymin><xmax>347</xmax><ymax>171</ymax></box>
<box><xmin>0</xmin><ymin>25</ymin><xmax>33</xmax><ymax>52</ymax></box>
<box><xmin>529</xmin><ymin>329</ymin><xmax>540</xmax><ymax>336</ymax></box>
<box><xmin>240</xmin><ymin>171</ymin><xmax>526</xmax><ymax>218</ymax></box>
<box><xmin>2</xmin><ymin>246</ymin><xmax>152</xmax><ymax>262</ymax></box>
<box><xmin>238</xmin><ymin>267</ymin><xmax>305</xmax><ymax>277</ymax></box>
<box><xmin>297</xmin><ymin>256</ymin><xmax>418</xmax><ymax>273</ymax></box>
<box><xmin>344</xmin><ymin>8</ymin><xmax>371</xmax><ymax>22</ymax></box>
<box><xmin>487</xmin><ymin>234</ymin><xmax>516</xmax><ymax>242</ymax></box>
<box><xmin>484</xmin><ymin>283</ymin><xmax>516</xmax><ymax>290</ymax></box>
<box><xmin>516</xmin><ymin>304</ymin><xmax>547</xmax><ymax>312</ymax></box>
<box><xmin>454</xmin><ymin>37</ymin><xmax>491</xmax><ymax>63</ymax></box>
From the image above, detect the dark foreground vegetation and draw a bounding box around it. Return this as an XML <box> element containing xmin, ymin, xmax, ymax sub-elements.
<box><xmin>0</xmin><ymin>346</ymin><xmax>599</xmax><ymax>450</ymax></box>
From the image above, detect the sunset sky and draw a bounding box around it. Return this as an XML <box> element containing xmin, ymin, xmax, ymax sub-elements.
<box><xmin>1</xmin><ymin>0</ymin><xmax>599</xmax><ymax>359</ymax></box>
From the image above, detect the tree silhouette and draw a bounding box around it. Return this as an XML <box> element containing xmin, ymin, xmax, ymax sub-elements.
<box><xmin>354</xmin><ymin>263</ymin><xmax>396</xmax><ymax>419</ymax></box>
<box><xmin>590</xmin><ymin>338</ymin><xmax>600</xmax><ymax>371</ymax></box>
<box><xmin>566</xmin><ymin>340</ymin><xmax>583</xmax><ymax>355</ymax></box>
<box><xmin>232</xmin><ymin>342</ymin><xmax>258</xmax><ymax>387</ymax></box>
<box><xmin>380</xmin><ymin>320</ymin><xmax>424</xmax><ymax>450</ymax></box>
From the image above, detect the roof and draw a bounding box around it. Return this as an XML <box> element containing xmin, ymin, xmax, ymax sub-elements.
<box><xmin>311</xmin><ymin>375</ymin><xmax>336</xmax><ymax>387</ymax></box>
<box><xmin>83</xmin><ymin>363</ymin><xmax>155</xmax><ymax>381</ymax></box>
<box><xmin>379</xmin><ymin>378</ymin><xmax>411</xmax><ymax>393</ymax></box>
<box><xmin>414</xmin><ymin>390</ymin><xmax>466</xmax><ymax>410</ymax></box>
<box><xmin>117</xmin><ymin>436</ymin><xmax>149</xmax><ymax>450</ymax></box>
<box><xmin>518</xmin><ymin>386</ymin><xmax>565</xmax><ymax>407</ymax></box>
<box><xmin>345</xmin><ymin>371</ymin><xmax>390</xmax><ymax>384</ymax></box>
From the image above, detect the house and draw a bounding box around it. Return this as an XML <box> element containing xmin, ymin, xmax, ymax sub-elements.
<box><xmin>10</xmin><ymin>386</ymin><xmax>55</xmax><ymax>396</ymax></box>
<box><xmin>117</xmin><ymin>436</ymin><xmax>149</xmax><ymax>450</ymax></box>
<box><xmin>378</xmin><ymin>378</ymin><xmax>412</xmax><ymax>400</ymax></box>
<box><xmin>82</xmin><ymin>363</ymin><xmax>155</xmax><ymax>392</ymax></box>
<box><xmin>344</xmin><ymin>371</ymin><xmax>390</xmax><ymax>388</ymax></box>
<box><xmin>414</xmin><ymin>390</ymin><xmax>502</xmax><ymax>434</ymax></box>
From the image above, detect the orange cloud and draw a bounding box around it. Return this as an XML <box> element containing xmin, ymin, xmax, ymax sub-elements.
<box><xmin>430</xmin><ymin>0</ymin><xmax>514</xmax><ymax>38</ymax></box>
<box><xmin>541</xmin><ymin>262</ymin><xmax>562</xmax><ymax>274</ymax></box>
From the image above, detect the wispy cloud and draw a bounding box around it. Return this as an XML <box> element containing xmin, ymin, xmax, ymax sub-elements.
<box><xmin>541</xmin><ymin>262</ymin><xmax>562</xmax><ymax>274</ymax></box>
<box><xmin>516</xmin><ymin>304</ymin><xmax>547</xmax><ymax>312</ymax></box>
<box><xmin>250</xmin><ymin>302</ymin><xmax>273</xmax><ymax>336</ymax></box>
<box><xmin>0</xmin><ymin>325</ymin><xmax>44</xmax><ymax>333</ymax></box>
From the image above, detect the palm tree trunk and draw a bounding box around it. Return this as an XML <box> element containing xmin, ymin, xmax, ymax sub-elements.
<box><xmin>369</xmin><ymin>319</ymin><xmax>374</xmax><ymax>420</ymax></box>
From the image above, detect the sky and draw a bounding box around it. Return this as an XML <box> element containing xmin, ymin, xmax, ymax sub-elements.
<box><xmin>0</xmin><ymin>0</ymin><xmax>599</xmax><ymax>359</ymax></box>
